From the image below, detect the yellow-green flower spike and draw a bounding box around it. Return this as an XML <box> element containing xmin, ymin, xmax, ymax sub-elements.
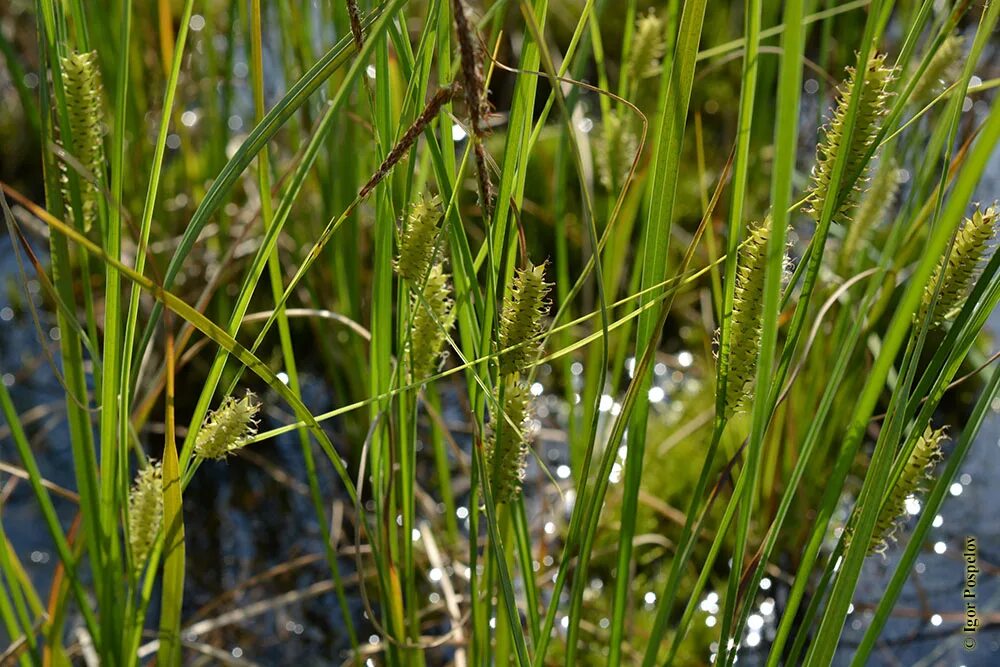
<box><xmin>486</xmin><ymin>379</ymin><xmax>531</xmax><ymax>504</ymax></box>
<box><xmin>128</xmin><ymin>461</ymin><xmax>163</xmax><ymax>574</ymax></box>
<box><xmin>498</xmin><ymin>262</ymin><xmax>552</xmax><ymax>376</ymax></box>
<box><xmin>407</xmin><ymin>263</ymin><xmax>455</xmax><ymax>383</ymax></box>
<box><xmin>626</xmin><ymin>11</ymin><xmax>666</xmax><ymax>81</ymax></box>
<box><xmin>597</xmin><ymin>110</ymin><xmax>638</xmax><ymax>192</ymax></box>
<box><xmin>60</xmin><ymin>50</ymin><xmax>105</xmax><ymax>232</ymax></box>
<box><xmin>920</xmin><ymin>205</ymin><xmax>997</xmax><ymax>327</ymax></box>
<box><xmin>866</xmin><ymin>426</ymin><xmax>947</xmax><ymax>556</ymax></box>
<box><xmin>911</xmin><ymin>34</ymin><xmax>964</xmax><ymax>104</ymax></box>
<box><xmin>806</xmin><ymin>53</ymin><xmax>894</xmax><ymax>226</ymax></box>
<box><xmin>725</xmin><ymin>220</ymin><xmax>783</xmax><ymax>414</ymax></box>
<box><xmin>839</xmin><ymin>158</ymin><xmax>899</xmax><ymax>273</ymax></box>
<box><xmin>395</xmin><ymin>196</ymin><xmax>443</xmax><ymax>282</ymax></box>
<box><xmin>195</xmin><ymin>393</ymin><xmax>261</xmax><ymax>460</ymax></box>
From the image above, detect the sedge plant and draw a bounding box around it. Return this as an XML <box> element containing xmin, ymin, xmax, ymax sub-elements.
<box><xmin>0</xmin><ymin>0</ymin><xmax>998</xmax><ymax>665</ymax></box>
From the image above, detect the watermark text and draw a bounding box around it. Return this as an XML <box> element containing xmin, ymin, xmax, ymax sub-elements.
<box><xmin>963</xmin><ymin>536</ymin><xmax>978</xmax><ymax>650</ymax></box>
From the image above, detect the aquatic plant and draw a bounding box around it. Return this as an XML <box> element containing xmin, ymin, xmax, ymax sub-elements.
<box><xmin>920</xmin><ymin>205</ymin><xmax>997</xmax><ymax>327</ymax></box>
<box><xmin>406</xmin><ymin>263</ymin><xmax>455</xmax><ymax>383</ymax></box>
<box><xmin>863</xmin><ymin>427</ymin><xmax>947</xmax><ymax>556</ymax></box>
<box><xmin>911</xmin><ymin>34</ymin><xmax>964</xmax><ymax>103</ymax></box>
<box><xmin>724</xmin><ymin>219</ymin><xmax>782</xmax><ymax>413</ymax></box>
<box><xmin>394</xmin><ymin>196</ymin><xmax>444</xmax><ymax>283</ymax></box>
<box><xmin>127</xmin><ymin>461</ymin><xmax>163</xmax><ymax>574</ymax></box>
<box><xmin>59</xmin><ymin>50</ymin><xmax>104</xmax><ymax>231</ymax></box>
<box><xmin>0</xmin><ymin>2</ymin><xmax>997</xmax><ymax>666</ymax></box>
<box><xmin>485</xmin><ymin>379</ymin><xmax>531</xmax><ymax>504</ymax></box>
<box><xmin>194</xmin><ymin>393</ymin><xmax>261</xmax><ymax>460</ymax></box>
<box><xmin>626</xmin><ymin>10</ymin><xmax>667</xmax><ymax>81</ymax></box>
<box><xmin>597</xmin><ymin>110</ymin><xmax>638</xmax><ymax>192</ymax></box>
<box><xmin>498</xmin><ymin>262</ymin><xmax>551</xmax><ymax>377</ymax></box>
<box><xmin>805</xmin><ymin>53</ymin><xmax>894</xmax><ymax>226</ymax></box>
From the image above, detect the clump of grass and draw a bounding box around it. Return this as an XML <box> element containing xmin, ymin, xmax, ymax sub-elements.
<box><xmin>498</xmin><ymin>262</ymin><xmax>551</xmax><ymax>376</ymax></box>
<box><xmin>194</xmin><ymin>393</ymin><xmax>261</xmax><ymax>460</ymax></box>
<box><xmin>920</xmin><ymin>205</ymin><xmax>997</xmax><ymax>327</ymax></box>
<box><xmin>127</xmin><ymin>461</ymin><xmax>162</xmax><ymax>574</ymax></box>
<box><xmin>407</xmin><ymin>263</ymin><xmax>455</xmax><ymax>383</ymax></box>
<box><xmin>863</xmin><ymin>426</ymin><xmax>947</xmax><ymax>557</ymax></box>
<box><xmin>911</xmin><ymin>34</ymin><xmax>964</xmax><ymax>103</ymax></box>
<box><xmin>59</xmin><ymin>50</ymin><xmax>104</xmax><ymax>232</ymax></box>
<box><xmin>5</xmin><ymin>1</ymin><xmax>999</xmax><ymax>664</ymax></box>
<box><xmin>485</xmin><ymin>379</ymin><xmax>532</xmax><ymax>504</ymax></box>
<box><xmin>395</xmin><ymin>196</ymin><xmax>443</xmax><ymax>283</ymax></box>
<box><xmin>805</xmin><ymin>53</ymin><xmax>894</xmax><ymax>226</ymax></box>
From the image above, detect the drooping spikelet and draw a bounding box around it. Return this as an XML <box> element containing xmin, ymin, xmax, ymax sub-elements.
<box><xmin>911</xmin><ymin>34</ymin><xmax>964</xmax><ymax>104</ymax></box>
<box><xmin>805</xmin><ymin>53</ymin><xmax>894</xmax><ymax>226</ymax></box>
<box><xmin>395</xmin><ymin>196</ymin><xmax>444</xmax><ymax>282</ymax></box>
<box><xmin>60</xmin><ymin>50</ymin><xmax>105</xmax><ymax>232</ymax></box>
<box><xmin>359</xmin><ymin>87</ymin><xmax>459</xmax><ymax>200</ymax></box>
<box><xmin>407</xmin><ymin>263</ymin><xmax>456</xmax><ymax>383</ymax></box>
<box><xmin>865</xmin><ymin>426</ymin><xmax>947</xmax><ymax>556</ymax></box>
<box><xmin>596</xmin><ymin>110</ymin><xmax>638</xmax><ymax>192</ymax></box>
<box><xmin>451</xmin><ymin>0</ymin><xmax>495</xmax><ymax>220</ymax></box>
<box><xmin>498</xmin><ymin>262</ymin><xmax>552</xmax><ymax>376</ymax></box>
<box><xmin>485</xmin><ymin>379</ymin><xmax>532</xmax><ymax>504</ymax></box>
<box><xmin>195</xmin><ymin>393</ymin><xmax>261</xmax><ymax>460</ymax></box>
<box><xmin>128</xmin><ymin>461</ymin><xmax>163</xmax><ymax>574</ymax></box>
<box><xmin>839</xmin><ymin>158</ymin><xmax>899</xmax><ymax>273</ymax></box>
<box><xmin>920</xmin><ymin>206</ymin><xmax>997</xmax><ymax>327</ymax></box>
<box><xmin>724</xmin><ymin>221</ymin><xmax>774</xmax><ymax>414</ymax></box>
<box><xmin>626</xmin><ymin>11</ymin><xmax>666</xmax><ymax>81</ymax></box>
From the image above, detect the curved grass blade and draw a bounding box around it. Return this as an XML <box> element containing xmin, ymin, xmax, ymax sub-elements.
<box><xmin>133</xmin><ymin>3</ymin><xmax>394</xmax><ymax>380</ymax></box>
